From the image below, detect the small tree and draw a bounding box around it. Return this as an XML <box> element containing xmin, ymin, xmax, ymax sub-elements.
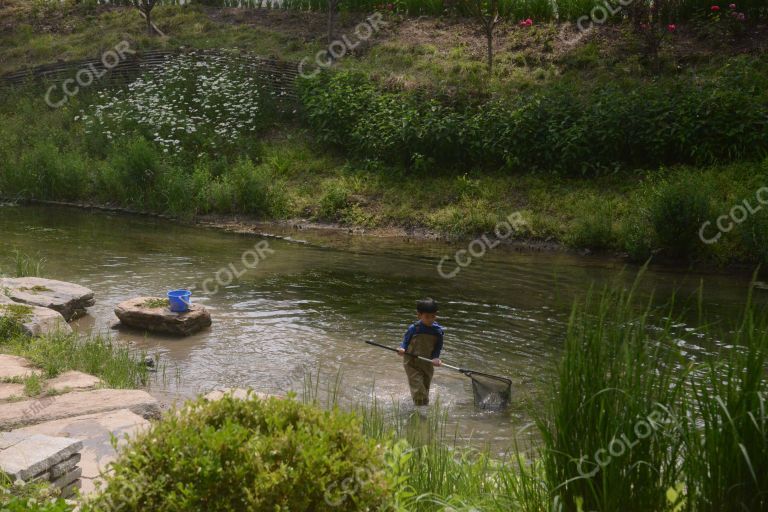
<box><xmin>132</xmin><ymin>0</ymin><xmax>158</xmax><ymax>35</ymax></box>
<box><xmin>465</xmin><ymin>0</ymin><xmax>501</xmax><ymax>72</ymax></box>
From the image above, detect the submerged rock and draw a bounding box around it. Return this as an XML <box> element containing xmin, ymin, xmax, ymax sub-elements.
<box><xmin>0</xmin><ymin>277</ymin><xmax>95</xmax><ymax>322</ymax></box>
<box><xmin>0</xmin><ymin>294</ymin><xmax>71</xmax><ymax>337</ymax></box>
<box><xmin>114</xmin><ymin>296</ymin><xmax>211</xmax><ymax>336</ymax></box>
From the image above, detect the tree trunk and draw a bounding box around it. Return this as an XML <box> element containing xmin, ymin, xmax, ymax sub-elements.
<box><xmin>146</xmin><ymin>11</ymin><xmax>153</xmax><ymax>35</ymax></box>
<box><xmin>327</xmin><ymin>1</ymin><xmax>334</xmax><ymax>44</ymax></box>
<box><xmin>486</xmin><ymin>27</ymin><xmax>493</xmax><ymax>73</ymax></box>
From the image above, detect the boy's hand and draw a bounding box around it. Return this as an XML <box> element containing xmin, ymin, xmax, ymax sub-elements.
<box><xmin>432</xmin><ymin>358</ymin><xmax>441</xmax><ymax>367</ymax></box>
<box><xmin>397</xmin><ymin>347</ymin><xmax>405</xmax><ymax>356</ymax></box>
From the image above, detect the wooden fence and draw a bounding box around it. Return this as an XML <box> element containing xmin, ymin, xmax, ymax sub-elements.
<box><xmin>0</xmin><ymin>50</ymin><xmax>301</xmax><ymax>101</ymax></box>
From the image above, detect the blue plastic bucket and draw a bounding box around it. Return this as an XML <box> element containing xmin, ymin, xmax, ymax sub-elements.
<box><xmin>167</xmin><ymin>289</ymin><xmax>192</xmax><ymax>313</ymax></box>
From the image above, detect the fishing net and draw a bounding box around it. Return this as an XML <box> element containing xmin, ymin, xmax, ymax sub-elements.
<box><xmin>466</xmin><ymin>372</ymin><xmax>512</xmax><ymax>409</ymax></box>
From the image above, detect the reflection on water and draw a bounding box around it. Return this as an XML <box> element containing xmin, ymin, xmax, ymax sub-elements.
<box><xmin>0</xmin><ymin>205</ymin><xmax>761</xmax><ymax>451</ymax></box>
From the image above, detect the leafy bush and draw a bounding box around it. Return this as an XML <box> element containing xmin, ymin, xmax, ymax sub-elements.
<box><xmin>649</xmin><ymin>175</ymin><xmax>713</xmax><ymax>260</ymax></box>
<box><xmin>84</xmin><ymin>394</ymin><xmax>396</xmax><ymax>512</ymax></box>
<box><xmin>299</xmin><ymin>61</ymin><xmax>768</xmax><ymax>175</ymax></box>
<box><xmin>0</xmin><ymin>497</ymin><xmax>72</xmax><ymax>512</ymax></box>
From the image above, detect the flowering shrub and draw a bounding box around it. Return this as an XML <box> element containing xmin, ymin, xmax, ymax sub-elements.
<box><xmin>78</xmin><ymin>52</ymin><xmax>281</xmax><ymax>158</ymax></box>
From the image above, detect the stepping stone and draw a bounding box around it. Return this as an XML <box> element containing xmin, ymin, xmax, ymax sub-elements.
<box><xmin>0</xmin><ymin>294</ymin><xmax>72</xmax><ymax>337</ymax></box>
<box><xmin>0</xmin><ymin>277</ymin><xmax>95</xmax><ymax>322</ymax></box>
<box><xmin>13</xmin><ymin>408</ymin><xmax>151</xmax><ymax>496</ymax></box>
<box><xmin>0</xmin><ymin>432</ymin><xmax>82</xmax><ymax>481</ymax></box>
<box><xmin>114</xmin><ymin>296</ymin><xmax>211</xmax><ymax>336</ymax></box>
<box><xmin>45</xmin><ymin>371</ymin><xmax>102</xmax><ymax>393</ymax></box>
<box><xmin>0</xmin><ymin>383</ymin><xmax>25</xmax><ymax>400</ymax></box>
<box><xmin>0</xmin><ymin>354</ymin><xmax>42</xmax><ymax>380</ymax></box>
<box><xmin>0</xmin><ymin>389</ymin><xmax>161</xmax><ymax>430</ymax></box>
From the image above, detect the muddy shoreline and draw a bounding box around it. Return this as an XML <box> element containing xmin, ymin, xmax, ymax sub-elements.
<box><xmin>5</xmin><ymin>198</ymin><xmax>763</xmax><ymax>277</ymax></box>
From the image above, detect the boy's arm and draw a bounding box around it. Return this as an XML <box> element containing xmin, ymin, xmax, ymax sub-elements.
<box><xmin>398</xmin><ymin>325</ymin><xmax>415</xmax><ymax>354</ymax></box>
<box><xmin>430</xmin><ymin>330</ymin><xmax>444</xmax><ymax>360</ymax></box>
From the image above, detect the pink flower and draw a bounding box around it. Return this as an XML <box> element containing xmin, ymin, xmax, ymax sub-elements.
<box><xmin>386</xmin><ymin>2</ymin><xmax>393</xmax><ymax>10</ymax></box>
<box><xmin>667</xmin><ymin>23</ymin><xmax>676</xmax><ymax>32</ymax></box>
<box><xmin>519</xmin><ymin>18</ymin><xmax>533</xmax><ymax>27</ymax></box>
<box><xmin>728</xmin><ymin>3</ymin><xmax>736</xmax><ymax>8</ymax></box>
<box><xmin>711</xmin><ymin>4</ymin><xmax>720</xmax><ymax>11</ymax></box>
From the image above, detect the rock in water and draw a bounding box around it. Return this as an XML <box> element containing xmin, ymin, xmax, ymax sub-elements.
<box><xmin>0</xmin><ymin>277</ymin><xmax>95</xmax><ymax>322</ymax></box>
<box><xmin>0</xmin><ymin>294</ymin><xmax>71</xmax><ymax>337</ymax></box>
<box><xmin>114</xmin><ymin>297</ymin><xmax>212</xmax><ymax>336</ymax></box>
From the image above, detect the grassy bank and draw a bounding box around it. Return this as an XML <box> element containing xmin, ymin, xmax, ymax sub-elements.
<box><xmin>2</xmin><ymin>1</ymin><xmax>768</xmax><ymax>267</ymax></box>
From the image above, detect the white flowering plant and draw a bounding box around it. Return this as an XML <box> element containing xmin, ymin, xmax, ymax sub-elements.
<box><xmin>78</xmin><ymin>52</ymin><xmax>281</xmax><ymax>159</ymax></box>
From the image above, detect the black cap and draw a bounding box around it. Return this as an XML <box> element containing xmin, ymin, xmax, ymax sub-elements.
<box><xmin>416</xmin><ymin>298</ymin><xmax>438</xmax><ymax>313</ymax></box>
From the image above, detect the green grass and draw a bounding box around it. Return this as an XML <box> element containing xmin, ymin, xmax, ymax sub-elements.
<box><xmin>0</xmin><ymin>330</ymin><xmax>153</xmax><ymax>389</ymax></box>
<box><xmin>142</xmin><ymin>298</ymin><xmax>170</xmax><ymax>309</ymax></box>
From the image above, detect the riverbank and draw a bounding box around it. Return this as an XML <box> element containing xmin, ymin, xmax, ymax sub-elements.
<box><xmin>2</xmin><ymin>1</ymin><xmax>768</xmax><ymax>269</ymax></box>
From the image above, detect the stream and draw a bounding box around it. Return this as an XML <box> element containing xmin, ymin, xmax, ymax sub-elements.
<box><xmin>1</xmin><ymin>204</ymin><xmax>762</xmax><ymax>452</ymax></box>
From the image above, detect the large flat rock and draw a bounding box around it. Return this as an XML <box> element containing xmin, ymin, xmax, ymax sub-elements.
<box><xmin>0</xmin><ymin>383</ymin><xmax>25</xmax><ymax>400</ymax></box>
<box><xmin>0</xmin><ymin>294</ymin><xmax>72</xmax><ymax>337</ymax></box>
<box><xmin>0</xmin><ymin>432</ymin><xmax>82</xmax><ymax>481</ymax></box>
<box><xmin>45</xmin><ymin>371</ymin><xmax>102</xmax><ymax>392</ymax></box>
<box><xmin>114</xmin><ymin>296</ymin><xmax>211</xmax><ymax>336</ymax></box>
<box><xmin>0</xmin><ymin>389</ymin><xmax>161</xmax><ymax>430</ymax></box>
<box><xmin>0</xmin><ymin>354</ymin><xmax>41</xmax><ymax>380</ymax></box>
<box><xmin>14</xmin><ymin>408</ymin><xmax>151</xmax><ymax>495</ymax></box>
<box><xmin>0</xmin><ymin>277</ymin><xmax>95</xmax><ymax>322</ymax></box>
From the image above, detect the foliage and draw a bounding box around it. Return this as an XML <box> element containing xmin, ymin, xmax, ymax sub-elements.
<box><xmin>78</xmin><ymin>52</ymin><xmax>281</xmax><ymax>160</ymax></box>
<box><xmin>648</xmin><ymin>174</ymin><xmax>712</xmax><ymax>260</ymax></box>
<box><xmin>299</xmin><ymin>60</ymin><xmax>768</xmax><ymax>174</ymax></box>
<box><xmin>0</xmin><ymin>331</ymin><xmax>152</xmax><ymax>388</ymax></box>
<box><xmin>84</xmin><ymin>394</ymin><xmax>398</xmax><ymax>512</ymax></box>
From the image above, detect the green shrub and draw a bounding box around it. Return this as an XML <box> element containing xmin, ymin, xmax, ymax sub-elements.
<box><xmin>566</xmin><ymin>199</ymin><xmax>616</xmax><ymax>250</ymax></box>
<box><xmin>84</xmin><ymin>394</ymin><xmax>396</xmax><ymax>512</ymax></box>
<box><xmin>318</xmin><ymin>181</ymin><xmax>351</xmax><ymax>221</ymax></box>
<box><xmin>7</xmin><ymin>142</ymin><xmax>89</xmax><ymax>200</ymax></box>
<box><xmin>204</xmin><ymin>158</ymin><xmax>289</xmax><ymax>217</ymax></box>
<box><xmin>106</xmin><ymin>137</ymin><xmax>163</xmax><ymax>205</ymax></box>
<box><xmin>649</xmin><ymin>175</ymin><xmax>713</xmax><ymax>260</ymax></box>
<box><xmin>299</xmin><ymin>61</ymin><xmax>768</xmax><ymax>175</ymax></box>
<box><xmin>0</xmin><ymin>497</ymin><xmax>72</xmax><ymax>512</ymax></box>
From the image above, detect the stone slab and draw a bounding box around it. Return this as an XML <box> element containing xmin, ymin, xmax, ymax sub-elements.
<box><xmin>114</xmin><ymin>296</ymin><xmax>211</xmax><ymax>336</ymax></box>
<box><xmin>49</xmin><ymin>453</ymin><xmax>81</xmax><ymax>479</ymax></box>
<box><xmin>45</xmin><ymin>371</ymin><xmax>102</xmax><ymax>392</ymax></box>
<box><xmin>0</xmin><ymin>354</ymin><xmax>41</xmax><ymax>380</ymax></box>
<box><xmin>60</xmin><ymin>478</ymin><xmax>81</xmax><ymax>499</ymax></box>
<box><xmin>0</xmin><ymin>433</ymin><xmax>82</xmax><ymax>481</ymax></box>
<box><xmin>0</xmin><ymin>277</ymin><xmax>95</xmax><ymax>322</ymax></box>
<box><xmin>51</xmin><ymin>466</ymin><xmax>82</xmax><ymax>489</ymax></box>
<box><xmin>0</xmin><ymin>389</ymin><xmax>161</xmax><ymax>430</ymax></box>
<box><xmin>13</xmin><ymin>408</ymin><xmax>151</xmax><ymax>495</ymax></box>
<box><xmin>0</xmin><ymin>383</ymin><xmax>25</xmax><ymax>400</ymax></box>
<box><xmin>0</xmin><ymin>295</ymin><xmax>72</xmax><ymax>337</ymax></box>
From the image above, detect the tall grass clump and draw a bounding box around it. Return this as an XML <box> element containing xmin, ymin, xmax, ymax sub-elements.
<box><xmin>0</xmin><ymin>331</ymin><xmax>152</xmax><ymax>389</ymax></box>
<box><xmin>537</xmin><ymin>274</ymin><xmax>685</xmax><ymax>511</ymax></box>
<box><xmin>681</xmin><ymin>287</ymin><xmax>768</xmax><ymax>511</ymax></box>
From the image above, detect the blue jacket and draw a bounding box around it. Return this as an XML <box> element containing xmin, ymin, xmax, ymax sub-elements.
<box><xmin>400</xmin><ymin>321</ymin><xmax>444</xmax><ymax>359</ymax></box>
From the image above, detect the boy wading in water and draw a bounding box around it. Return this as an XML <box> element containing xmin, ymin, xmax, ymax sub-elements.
<box><xmin>397</xmin><ymin>298</ymin><xmax>443</xmax><ymax>416</ymax></box>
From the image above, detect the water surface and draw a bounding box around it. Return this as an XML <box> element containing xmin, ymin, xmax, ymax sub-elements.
<box><xmin>0</xmin><ymin>205</ymin><xmax>760</xmax><ymax>451</ymax></box>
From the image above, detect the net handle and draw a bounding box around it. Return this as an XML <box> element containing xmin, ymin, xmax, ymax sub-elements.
<box><xmin>364</xmin><ymin>340</ymin><xmax>512</xmax><ymax>386</ymax></box>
